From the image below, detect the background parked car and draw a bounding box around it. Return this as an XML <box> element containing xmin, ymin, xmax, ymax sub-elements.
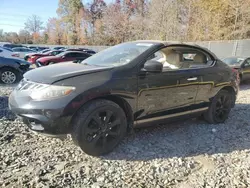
<box><xmin>223</xmin><ymin>56</ymin><xmax>250</xmax><ymax>83</ymax></box>
<box><xmin>12</xmin><ymin>47</ymin><xmax>35</xmax><ymax>59</ymax></box>
<box><xmin>0</xmin><ymin>47</ymin><xmax>16</xmax><ymax>59</ymax></box>
<box><xmin>36</xmin><ymin>51</ymin><xmax>91</xmax><ymax>67</ymax></box>
<box><xmin>65</xmin><ymin>48</ymin><xmax>96</xmax><ymax>55</ymax></box>
<box><xmin>53</xmin><ymin>47</ymin><xmax>66</xmax><ymax>50</ymax></box>
<box><xmin>0</xmin><ymin>56</ymin><xmax>31</xmax><ymax>84</ymax></box>
<box><xmin>2</xmin><ymin>43</ymin><xmax>24</xmax><ymax>49</ymax></box>
<box><xmin>27</xmin><ymin>50</ymin><xmax>65</xmax><ymax>64</ymax></box>
<box><xmin>27</xmin><ymin>46</ymin><xmax>40</xmax><ymax>51</ymax></box>
<box><xmin>24</xmin><ymin>49</ymin><xmax>51</xmax><ymax>61</ymax></box>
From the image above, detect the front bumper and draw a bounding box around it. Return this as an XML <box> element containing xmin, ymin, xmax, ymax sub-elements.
<box><xmin>9</xmin><ymin>90</ymin><xmax>73</xmax><ymax>136</ymax></box>
<box><xmin>35</xmin><ymin>60</ymin><xmax>44</xmax><ymax>68</ymax></box>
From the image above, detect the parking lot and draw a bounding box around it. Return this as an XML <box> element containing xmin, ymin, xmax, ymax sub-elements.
<box><xmin>0</xmin><ymin>83</ymin><xmax>250</xmax><ymax>187</ymax></box>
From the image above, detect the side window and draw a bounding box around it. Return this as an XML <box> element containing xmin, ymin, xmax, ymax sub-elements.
<box><xmin>79</xmin><ymin>53</ymin><xmax>90</xmax><ymax>58</ymax></box>
<box><xmin>148</xmin><ymin>47</ymin><xmax>213</xmax><ymax>71</ymax></box>
<box><xmin>244</xmin><ymin>59</ymin><xmax>250</xmax><ymax>67</ymax></box>
<box><xmin>51</xmin><ymin>51</ymin><xmax>58</xmax><ymax>56</ymax></box>
<box><xmin>0</xmin><ymin>50</ymin><xmax>2</xmax><ymax>53</ymax></box>
<box><xmin>64</xmin><ymin>53</ymin><xmax>72</xmax><ymax>57</ymax></box>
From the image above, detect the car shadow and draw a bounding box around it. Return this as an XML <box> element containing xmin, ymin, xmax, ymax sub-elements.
<box><xmin>103</xmin><ymin>103</ymin><xmax>250</xmax><ymax>161</ymax></box>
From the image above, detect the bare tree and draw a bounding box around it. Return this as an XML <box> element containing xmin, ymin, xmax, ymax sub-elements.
<box><xmin>18</xmin><ymin>30</ymin><xmax>31</xmax><ymax>44</ymax></box>
<box><xmin>24</xmin><ymin>15</ymin><xmax>44</xmax><ymax>33</ymax></box>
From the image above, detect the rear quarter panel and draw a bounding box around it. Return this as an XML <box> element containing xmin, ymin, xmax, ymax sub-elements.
<box><xmin>195</xmin><ymin>60</ymin><xmax>238</xmax><ymax>107</ymax></box>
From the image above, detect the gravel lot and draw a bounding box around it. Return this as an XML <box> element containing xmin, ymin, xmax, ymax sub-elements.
<box><xmin>1</xmin><ymin>83</ymin><xmax>250</xmax><ymax>188</ymax></box>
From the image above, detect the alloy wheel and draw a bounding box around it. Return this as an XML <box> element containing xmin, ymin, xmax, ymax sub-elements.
<box><xmin>214</xmin><ymin>95</ymin><xmax>231</xmax><ymax>122</ymax></box>
<box><xmin>1</xmin><ymin>71</ymin><xmax>16</xmax><ymax>84</ymax></box>
<box><xmin>84</xmin><ymin>110</ymin><xmax>121</xmax><ymax>149</ymax></box>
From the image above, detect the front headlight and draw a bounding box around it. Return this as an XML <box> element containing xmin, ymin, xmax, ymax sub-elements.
<box><xmin>30</xmin><ymin>85</ymin><xmax>75</xmax><ymax>100</ymax></box>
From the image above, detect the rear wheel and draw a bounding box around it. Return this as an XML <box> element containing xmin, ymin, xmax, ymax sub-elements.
<box><xmin>0</xmin><ymin>67</ymin><xmax>20</xmax><ymax>84</ymax></box>
<box><xmin>72</xmin><ymin>99</ymin><xmax>127</xmax><ymax>156</ymax></box>
<box><xmin>204</xmin><ymin>90</ymin><xmax>233</xmax><ymax>124</ymax></box>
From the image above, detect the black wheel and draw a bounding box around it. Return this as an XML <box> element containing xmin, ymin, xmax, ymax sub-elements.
<box><xmin>72</xmin><ymin>99</ymin><xmax>127</xmax><ymax>156</ymax></box>
<box><xmin>0</xmin><ymin>67</ymin><xmax>20</xmax><ymax>84</ymax></box>
<box><xmin>204</xmin><ymin>90</ymin><xmax>233</xmax><ymax>124</ymax></box>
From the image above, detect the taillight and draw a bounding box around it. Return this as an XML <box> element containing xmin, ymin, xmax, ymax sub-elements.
<box><xmin>232</xmin><ymin>68</ymin><xmax>240</xmax><ymax>83</ymax></box>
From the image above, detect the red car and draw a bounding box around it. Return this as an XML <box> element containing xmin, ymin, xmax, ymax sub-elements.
<box><xmin>27</xmin><ymin>50</ymin><xmax>64</xmax><ymax>64</ymax></box>
<box><xmin>36</xmin><ymin>51</ymin><xmax>91</xmax><ymax>67</ymax></box>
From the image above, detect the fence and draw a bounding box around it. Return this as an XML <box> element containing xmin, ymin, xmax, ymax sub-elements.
<box><xmin>187</xmin><ymin>39</ymin><xmax>250</xmax><ymax>59</ymax></box>
<box><xmin>2</xmin><ymin>39</ymin><xmax>250</xmax><ymax>59</ymax></box>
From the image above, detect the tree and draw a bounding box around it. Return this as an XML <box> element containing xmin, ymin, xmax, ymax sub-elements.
<box><xmin>4</xmin><ymin>32</ymin><xmax>20</xmax><ymax>43</ymax></box>
<box><xmin>57</xmin><ymin>0</ymin><xmax>84</xmax><ymax>44</ymax></box>
<box><xmin>18</xmin><ymin>30</ymin><xmax>31</xmax><ymax>44</ymax></box>
<box><xmin>88</xmin><ymin>0</ymin><xmax>107</xmax><ymax>41</ymax></box>
<box><xmin>0</xmin><ymin>29</ymin><xmax>4</xmax><ymax>42</ymax></box>
<box><xmin>24</xmin><ymin>15</ymin><xmax>44</xmax><ymax>33</ymax></box>
<box><xmin>148</xmin><ymin>0</ymin><xmax>181</xmax><ymax>41</ymax></box>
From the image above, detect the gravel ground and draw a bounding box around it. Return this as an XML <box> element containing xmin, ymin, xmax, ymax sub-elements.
<box><xmin>1</xmin><ymin>84</ymin><xmax>250</xmax><ymax>188</ymax></box>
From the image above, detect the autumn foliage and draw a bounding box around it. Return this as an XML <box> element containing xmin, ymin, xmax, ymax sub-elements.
<box><xmin>1</xmin><ymin>0</ymin><xmax>250</xmax><ymax>45</ymax></box>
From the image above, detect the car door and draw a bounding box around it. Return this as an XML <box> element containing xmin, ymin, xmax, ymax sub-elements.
<box><xmin>63</xmin><ymin>52</ymin><xmax>77</xmax><ymax>61</ymax></box>
<box><xmin>136</xmin><ymin>46</ymin><xmax>200</xmax><ymax>124</ymax></box>
<box><xmin>241</xmin><ymin>58</ymin><xmax>250</xmax><ymax>81</ymax></box>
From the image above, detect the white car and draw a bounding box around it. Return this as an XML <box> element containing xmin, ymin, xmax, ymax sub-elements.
<box><xmin>0</xmin><ymin>47</ymin><xmax>16</xmax><ymax>58</ymax></box>
<box><xmin>12</xmin><ymin>47</ymin><xmax>35</xmax><ymax>59</ymax></box>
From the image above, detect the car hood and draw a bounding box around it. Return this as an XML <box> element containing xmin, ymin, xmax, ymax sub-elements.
<box><xmin>24</xmin><ymin>62</ymin><xmax>113</xmax><ymax>84</ymax></box>
<box><xmin>7</xmin><ymin>57</ymin><xmax>31</xmax><ymax>65</ymax></box>
<box><xmin>38</xmin><ymin>56</ymin><xmax>60</xmax><ymax>62</ymax></box>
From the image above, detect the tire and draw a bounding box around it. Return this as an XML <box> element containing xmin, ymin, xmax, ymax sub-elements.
<box><xmin>0</xmin><ymin>67</ymin><xmax>20</xmax><ymax>84</ymax></box>
<box><xmin>204</xmin><ymin>90</ymin><xmax>233</xmax><ymax>124</ymax></box>
<box><xmin>72</xmin><ymin>99</ymin><xmax>127</xmax><ymax>156</ymax></box>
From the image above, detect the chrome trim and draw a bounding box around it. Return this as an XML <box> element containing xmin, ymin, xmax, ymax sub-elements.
<box><xmin>135</xmin><ymin>107</ymin><xmax>208</xmax><ymax>124</ymax></box>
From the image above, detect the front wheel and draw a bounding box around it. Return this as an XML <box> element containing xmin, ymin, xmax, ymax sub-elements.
<box><xmin>0</xmin><ymin>67</ymin><xmax>20</xmax><ymax>84</ymax></box>
<box><xmin>204</xmin><ymin>90</ymin><xmax>233</xmax><ymax>124</ymax></box>
<box><xmin>72</xmin><ymin>99</ymin><xmax>127</xmax><ymax>156</ymax></box>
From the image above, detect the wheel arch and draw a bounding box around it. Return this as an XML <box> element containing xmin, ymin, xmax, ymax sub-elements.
<box><xmin>0</xmin><ymin>65</ymin><xmax>17</xmax><ymax>71</ymax></box>
<box><xmin>70</xmin><ymin>94</ymin><xmax>134</xmax><ymax>133</ymax></box>
<box><xmin>220</xmin><ymin>86</ymin><xmax>236</xmax><ymax>107</ymax></box>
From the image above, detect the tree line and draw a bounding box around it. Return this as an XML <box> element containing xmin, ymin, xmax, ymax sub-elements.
<box><xmin>1</xmin><ymin>0</ymin><xmax>250</xmax><ymax>46</ymax></box>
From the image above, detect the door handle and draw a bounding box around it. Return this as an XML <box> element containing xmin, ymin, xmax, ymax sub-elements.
<box><xmin>187</xmin><ymin>77</ymin><xmax>197</xmax><ymax>81</ymax></box>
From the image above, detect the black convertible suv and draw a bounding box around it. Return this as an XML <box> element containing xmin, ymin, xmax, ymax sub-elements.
<box><xmin>9</xmin><ymin>41</ymin><xmax>239</xmax><ymax>156</ymax></box>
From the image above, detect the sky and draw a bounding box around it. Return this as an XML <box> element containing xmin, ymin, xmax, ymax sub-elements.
<box><xmin>0</xmin><ymin>0</ymin><xmax>113</xmax><ymax>33</ymax></box>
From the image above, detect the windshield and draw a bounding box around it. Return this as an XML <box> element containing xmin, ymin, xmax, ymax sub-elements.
<box><xmin>56</xmin><ymin>51</ymin><xmax>67</xmax><ymax>57</ymax></box>
<box><xmin>81</xmin><ymin>42</ymin><xmax>153</xmax><ymax>66</ymax></box>
<box><xmin>223</xmin><ymin>57</ymin><xmax>244</xmax><ymax>65</ymax></box>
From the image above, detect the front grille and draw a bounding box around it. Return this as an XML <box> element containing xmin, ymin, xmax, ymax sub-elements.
<box><xmin>16</xmin><ymin>79</ymin><xmax>47</xmax><ymax>91</ymax></box>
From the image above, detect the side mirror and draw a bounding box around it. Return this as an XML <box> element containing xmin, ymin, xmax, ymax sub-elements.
<box><xmin>142</xmin><ymin>60</ymin><xmax>163</xmax><ymax>73</ymax></box>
